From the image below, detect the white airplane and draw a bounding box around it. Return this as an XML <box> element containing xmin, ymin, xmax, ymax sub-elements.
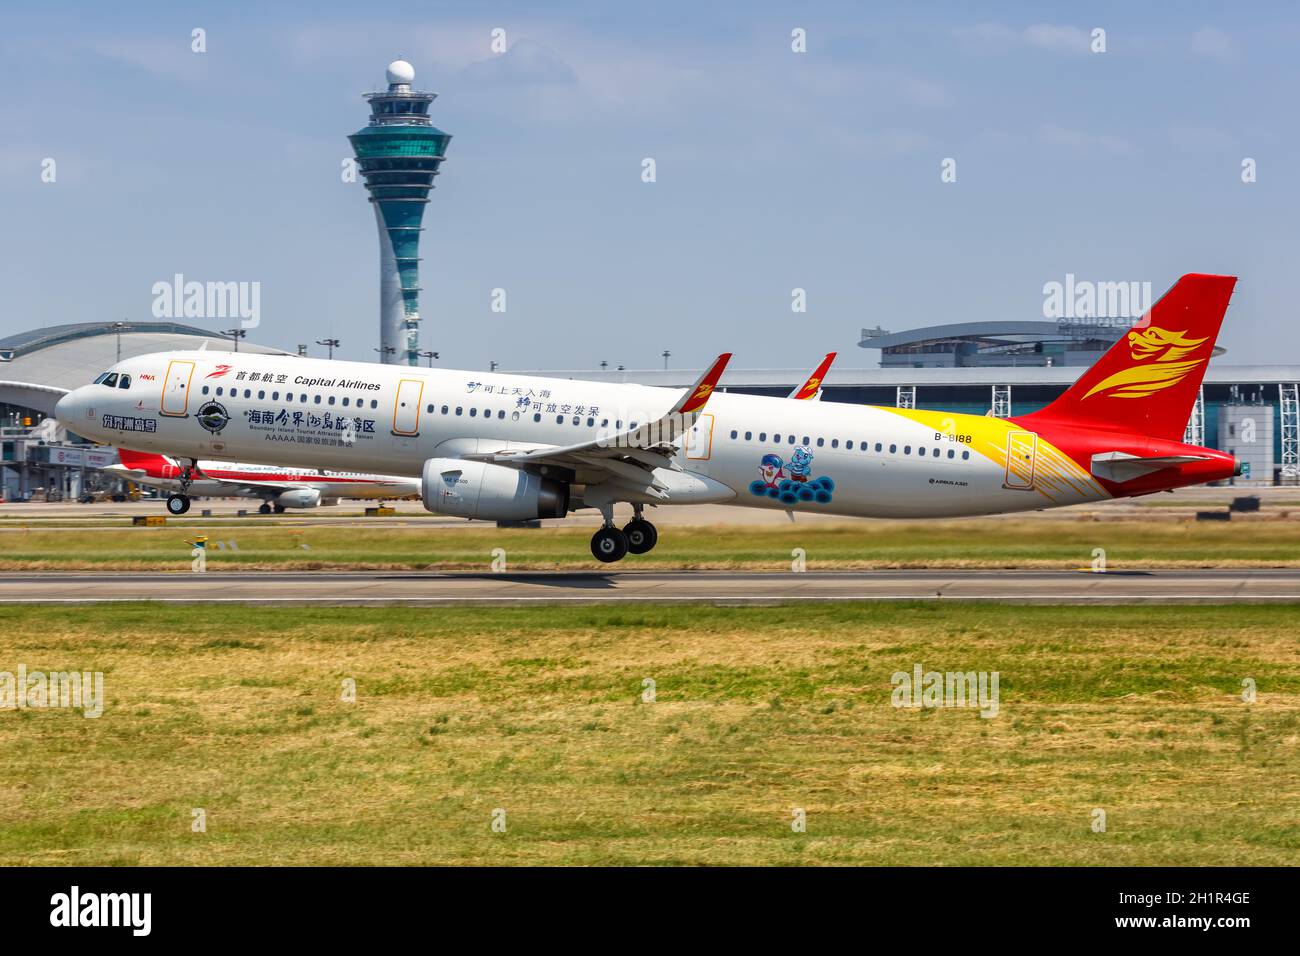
<box><xmin>55</xmin><ymin>274</ymin><xmax>1240</xmax><ymax>562</ymax></box>
<box><xmin>104</xmin><ymin>448</ymin><xmax>418</xmax><ymax>514</ymax></box>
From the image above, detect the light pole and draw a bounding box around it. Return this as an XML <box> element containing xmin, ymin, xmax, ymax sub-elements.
<box><xmin>417</xmin><ymin>350</ymin><xmax>439</xmax><ymax>367</ymax></box>
<box><xmin>662</xmin><ymin>350</ymin><xmax>671</xmax><ymax>370</ymax></box>
<box><xmin>223</xmin><ymin>328</ymin><xmax>247</xmax><ymax>352</ymax></box>
<box><xmin>489</xmin><ymin>361</ymin><xmax>499</xmax><ymax>372</ymax></box>
<box><xmin>316</xmin><ymin>338</ymin><xmax>340</xmax><ymax>360</ymax></box>
<box><xmin>110</xmin><ymin>321</ymin><xmax>128</xmax><ymax>363</ymax></box>
<box><xmin>374</xmin><ymin>346</ymin><xmax>396</xmax><ymax>360</ymax></box>
<box><xmin>600</xmin><ymin>361</ymin><xmax>608</xmax><ymax>371</ymax></box>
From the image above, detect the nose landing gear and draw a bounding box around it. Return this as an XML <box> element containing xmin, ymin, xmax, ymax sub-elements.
<box><xmin>166</xmin><ymin>460</ymin><xmax>197</xmax><ymax>515</ymax></box>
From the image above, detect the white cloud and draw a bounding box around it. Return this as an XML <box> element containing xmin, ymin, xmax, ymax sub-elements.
<box><xmin>955</xmin><ymin>22</ymin><xmax>1092</xmax><ymax>55</ymax></box>
<box><xmin>1190</xmin><ymin>27</ymin><xmax>1238</xmax><ymax>61</ymax></box>
<box><xmin>1038</xmin><ymin>124</ymin><xmax>1133</xmax><ymax>154</ymax></box>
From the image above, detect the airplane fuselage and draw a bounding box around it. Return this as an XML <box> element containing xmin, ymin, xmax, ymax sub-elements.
<box><xmin>56</xmin><ymin>350</ymin><xmax>1234</xmax><ymax>520</ymax></box>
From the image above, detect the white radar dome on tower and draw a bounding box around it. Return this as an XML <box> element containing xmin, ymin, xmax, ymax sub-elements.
<box><xmin>386</xmin><ymin>60</ymin><xmax>416</xmax><ymax>86</ymax></box>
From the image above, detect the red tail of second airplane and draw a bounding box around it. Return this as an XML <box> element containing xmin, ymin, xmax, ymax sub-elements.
<box><xmin>115</xmin><ymin>448</ymin><xmax>172</xmax><ymax>477</ymax></box>
<box><xmin>1021</xmin><ymin>273</ymin><xmax>1236</xmax><ymax>442</ymax></box>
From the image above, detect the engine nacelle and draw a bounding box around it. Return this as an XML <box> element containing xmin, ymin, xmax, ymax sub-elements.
<box><xmin>274</xmin><ymin>488</ymin><xmax>322</xmax><ymax>509</ymax></box>
<box><xmin>421</xmin><ymin>458</ymin><xmax>568</xmax><ymax>521</ymax></box>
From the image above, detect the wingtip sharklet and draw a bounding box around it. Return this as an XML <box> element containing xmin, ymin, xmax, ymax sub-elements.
<box><xmin>674</xmin><ymin>352</ymin><xmax>732</xmax><ymax>414</ymax></box>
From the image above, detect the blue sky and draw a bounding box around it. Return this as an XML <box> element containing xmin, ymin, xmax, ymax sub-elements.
<box><xmin>1</xmin><ymin>1</ymin><xmax>1297</xmax><ymax>371</ymax></box>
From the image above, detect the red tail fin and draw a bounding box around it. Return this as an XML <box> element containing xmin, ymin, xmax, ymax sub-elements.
<box><xmin>115</xmin><ymin>448</ymin><xmax>171</xmax><ymax>476</ymax></box>
<box><xmin>1021</xmin><ymin>273</ymin><xmax>1236</xmax><ymax>441</ymax></box>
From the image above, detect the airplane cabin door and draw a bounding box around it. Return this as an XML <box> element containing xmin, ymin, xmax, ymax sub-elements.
<box><xmin>160</xmin><ymin>360</ymin><xmax>196</xmax><ymax>416</ymax></box>
<box><xmin>392</xmin><ymin>379</ymin><xmax>424</xmax><ymax>436</ymax></box>
<box><xmin>685</xmin><ymin>413</ymin><xmax>715</xmax><ymax>461</ymax></box>
<box><xmin>1003</xmin><ymin>430</ymin><xmax>1038</xmax><ymax>490</ymax></box>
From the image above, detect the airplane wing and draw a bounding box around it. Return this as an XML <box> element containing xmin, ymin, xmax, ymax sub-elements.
<box><xmin>467</xmin><ymin>353</ymin><xmax>732</xmax><ymax>499</ymax></box>
<box><xmin>787</xmin><ymin>352</ymin><xmax>836</xmax><ymax>400</ymax></box>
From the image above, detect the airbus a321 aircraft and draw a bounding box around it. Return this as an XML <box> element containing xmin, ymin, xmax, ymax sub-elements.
<box><xmin>56</xmin><ymin>274</ymin><xmax>1240</xmax><ymax>562</ymax></box>
<box><xmin>106</xmin><ymin>448</ymin><xmax>418</xmax><ymax>515</ymax></box>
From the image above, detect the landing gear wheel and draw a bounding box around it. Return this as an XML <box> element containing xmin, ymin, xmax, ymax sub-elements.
<box><xmin>258</xmin><ymin>502</ymin><xmax>272</xmax><ymax>515</ymax></box>
<box><xmin>591</xmin><ymin>526</ymin><xmax>629</xmax><ymax>563</ymax></box>
<box><xmin>166</xmin><ymin>494</ymin><xmax>191</xmax><ymax>516</ymax></box>
<box><xmin>623</xmin><ymin>518</ymin><xmax>658</xmax><ymax>554</ymax></box>
<box><xmin>273</xmin><ymin>504</ymin><xmax>286</xmax><ymax>514</ymax></box>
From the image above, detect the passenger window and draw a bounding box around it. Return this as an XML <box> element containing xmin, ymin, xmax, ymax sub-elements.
<box><xmin>730</xmin><ymin>430</ymin><xmax>738</xmax><ymax>439</ymax></box>
<box><xmin>889</xmin><ymin>444</ymin><xmax>897</xmax><ymax>453</ymax></box>
<box><xmin>962</xmin><ymin>450</ymin><xmax>970</xmax><ymax>460</ymax></box>
<box><xmin>470</xmin><ymin>408</ymin><xmax>478</xmax><ymax>417</ymax></box>
<box><xmin>573</xmin><ymin>416</ymin><xmax>580</xmax><ymax>426</ymax></box>
<box><xmin>441</xmin><ymin>405</ymin><xmax>448</xmax><ymax>414</ymax></box>
<box><xmin>329</xmin><ymin>396</ymin><xmax>336</xmax><ymax>405</ymax></box>
<box><xmin>948</xmin><ymin>449</ymin><xmax>955</xmax><ymax>459</ymax></box>
<box><xmin>933</xmin><ymin>448</ymin><xmax>940</xmax><ymax>457</ymax></box>
<box><xmin>586</xmin><ymin>417</ymin><xmax>594</xmax><ymax>426</ymax></box>
<box><xmin>831</xmin><ymin>439</ymin><xmax>839</xmax><ymax>449</ymax></box>
<box><xmin>500</xmin><ymin>411</ymin><xmax>506</xmax><ymax>420</ymax></box>
<box><xmin>919</xmin><ymin>447</ymin><xmax>926</xmax><ymax>456</ymax></box>
<box><xmin>744</xmin><ymin>431</ymin><xmax>752</xmax><ymax>440</ymax></box>
<box><xmin>802</xmin><ymin>436</ymin><xmax>810</xmax><ymax>445</ymax></box>
<box><xmin>272</xmin><ymin>391</ymin><xmax>280</xmax><ymax>401</ymax></box>
<box><xmin>216</xmin><ymin>387</ymin><xmax>223</xmax><ymax>396</ymax></box>
<box><xmin>342</xmin><ymin>398</ymin><xmax>350</xmax><ymax>407</ymax></box>
<box><xmin>774</xmin><ymin>434</ymin><xmax>781</xmax><ymax>443</ymax></box>
<box><xmin>244</xmin><ymin>389</ymin><xmax>251</xmax><ymax>398</ymax></box>
<box><xmin>533</xmin><ymin>413</ymin><xmax>541</xmax><ymax>422</ymax></box>
<box><xmin>370</xmin><ymin>400</ymin><xmax>377</xmax><ymax>409</ymax></box>
<box><xmin>759</xmin><ymin>433</ymin><xmax>767</xmax><ymax>442</ymax></box>
<box><xmin>258</xmin><ymin>390</ymin><xmax>265</xmax><ymax>399</ymax></box>
<box><xmin>300</xmin><ymin>394</ymin><xmax>307</xmax><ymax>402</ymax></box>
<box><xmin>816</xmin><ymin>438</ymin><xmax>824</xmax><ymax>447</ymax></box>
<box><xmin>875</xmin><ymin>443</ymin><xmax>882</xmax><ymax>452</ymax></box>
<box><xmin>426</xmin><ymin>404</ymin><xmax>434</xmax><ymax>414</ymax></box>
<box><xmin>202</xmin><ymin>385</ymin><xmax>210</xmax><ymax>395</ymax></box>
<box><xmin>455</xmin><ymin>407</ymin><xmax>463</xmax><ymax>416</ymax></box>
<box><xmin>904</xmin><ymin>446</ymin><xmax>912</xmax><ymax>455</ymax></box>
<box><xmin>314</xmin><ymin>395</ymin><xmax>321</xmax><ymax>404</ymax></box>
<box><xmin>846</xmin><ymin>441</ymin><xmax>854</xmax><ymax>450</ymax></box>
<box><xmin>788</xmin><ymin>435</ymin><xmax>795</xmax><ymax>444</ymax></box>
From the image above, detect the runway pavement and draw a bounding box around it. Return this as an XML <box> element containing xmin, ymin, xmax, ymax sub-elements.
<box><xmin>0</xmin><ymin>569</ymin><xmax>1298</xmax><ymax>605</ymax></box>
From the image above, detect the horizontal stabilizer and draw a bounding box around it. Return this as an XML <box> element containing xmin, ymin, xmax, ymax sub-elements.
<box><xmin>1091</xmin><ymin>451</ymin><xmax>1209</xmax><ymax>482</ymax></box>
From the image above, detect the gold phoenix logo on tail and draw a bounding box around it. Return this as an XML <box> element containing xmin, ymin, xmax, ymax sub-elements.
<box><xmin>1083</xmin><ymin>327</ymin><xmax>1209</xmax><ymax>400</ymax></box>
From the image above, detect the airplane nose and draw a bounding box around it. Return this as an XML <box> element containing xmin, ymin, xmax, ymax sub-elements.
<box><xmin>54</xmin><ymin>391</ymin><xmax>74</xmax><ymax>423</ymax></box>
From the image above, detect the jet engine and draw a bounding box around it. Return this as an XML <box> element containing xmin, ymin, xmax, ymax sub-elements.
<box><xmin>421</xmin><ymin>458</ymin><xmax>568</xmax><ymax>521</ymax></box>
<box><xmin>274</xmin><ymin>488</ymin><xmax>322</xmax><ymax>509</ymax></box>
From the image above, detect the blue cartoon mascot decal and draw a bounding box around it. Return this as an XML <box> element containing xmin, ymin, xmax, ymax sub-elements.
<box><xmin>749</xmin><ymin>445</ymin><xmax>835</xmax><ymax>505</ymax></box>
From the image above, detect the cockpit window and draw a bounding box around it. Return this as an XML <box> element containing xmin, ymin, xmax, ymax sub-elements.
<box><xmin>93</xmin><ymin>372</ymin><xmax>110</xmax><ymax>385</ymax></box>
<box><xmin>118</xmin><ymin>374</ymin><xmax>131</xmax><ymax>389</ymax></box>
<box><xmin>102</xmin><ymin>373</ymin><xmax>119</xmax><ymax>388</ymax></box>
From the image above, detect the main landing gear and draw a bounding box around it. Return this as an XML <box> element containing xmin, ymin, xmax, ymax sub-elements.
<box><xmin>165</xmin><ymin>460</ymin><xmax>197</xmax><ymax>515</ymax></box>
<box><xmin>589</xmin><ymin>504</ymin><xmax>658</xmax><ymax>563</ymax></box>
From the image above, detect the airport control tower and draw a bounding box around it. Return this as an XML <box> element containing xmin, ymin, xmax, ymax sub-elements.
<box><xmin>349</xmin><ymin>60</ymin><xmax>452</xmax><ymax>366</ymax></box>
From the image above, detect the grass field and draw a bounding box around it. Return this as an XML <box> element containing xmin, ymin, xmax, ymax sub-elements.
<box><xmin>1</xmin><ymin>518</ymin><xmax>1298</xmax><ymax>570</ymax></box>
<box><xmin>2</xmin><ymin>603</ymin><xmax>1297</xmax><ymax>865</ymax></box>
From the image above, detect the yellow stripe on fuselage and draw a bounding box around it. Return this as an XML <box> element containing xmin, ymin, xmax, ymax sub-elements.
<box><xmin>880</xmin><ymin>407</ymin><xmax>1110</xmax><ymax>505</ymax></box>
